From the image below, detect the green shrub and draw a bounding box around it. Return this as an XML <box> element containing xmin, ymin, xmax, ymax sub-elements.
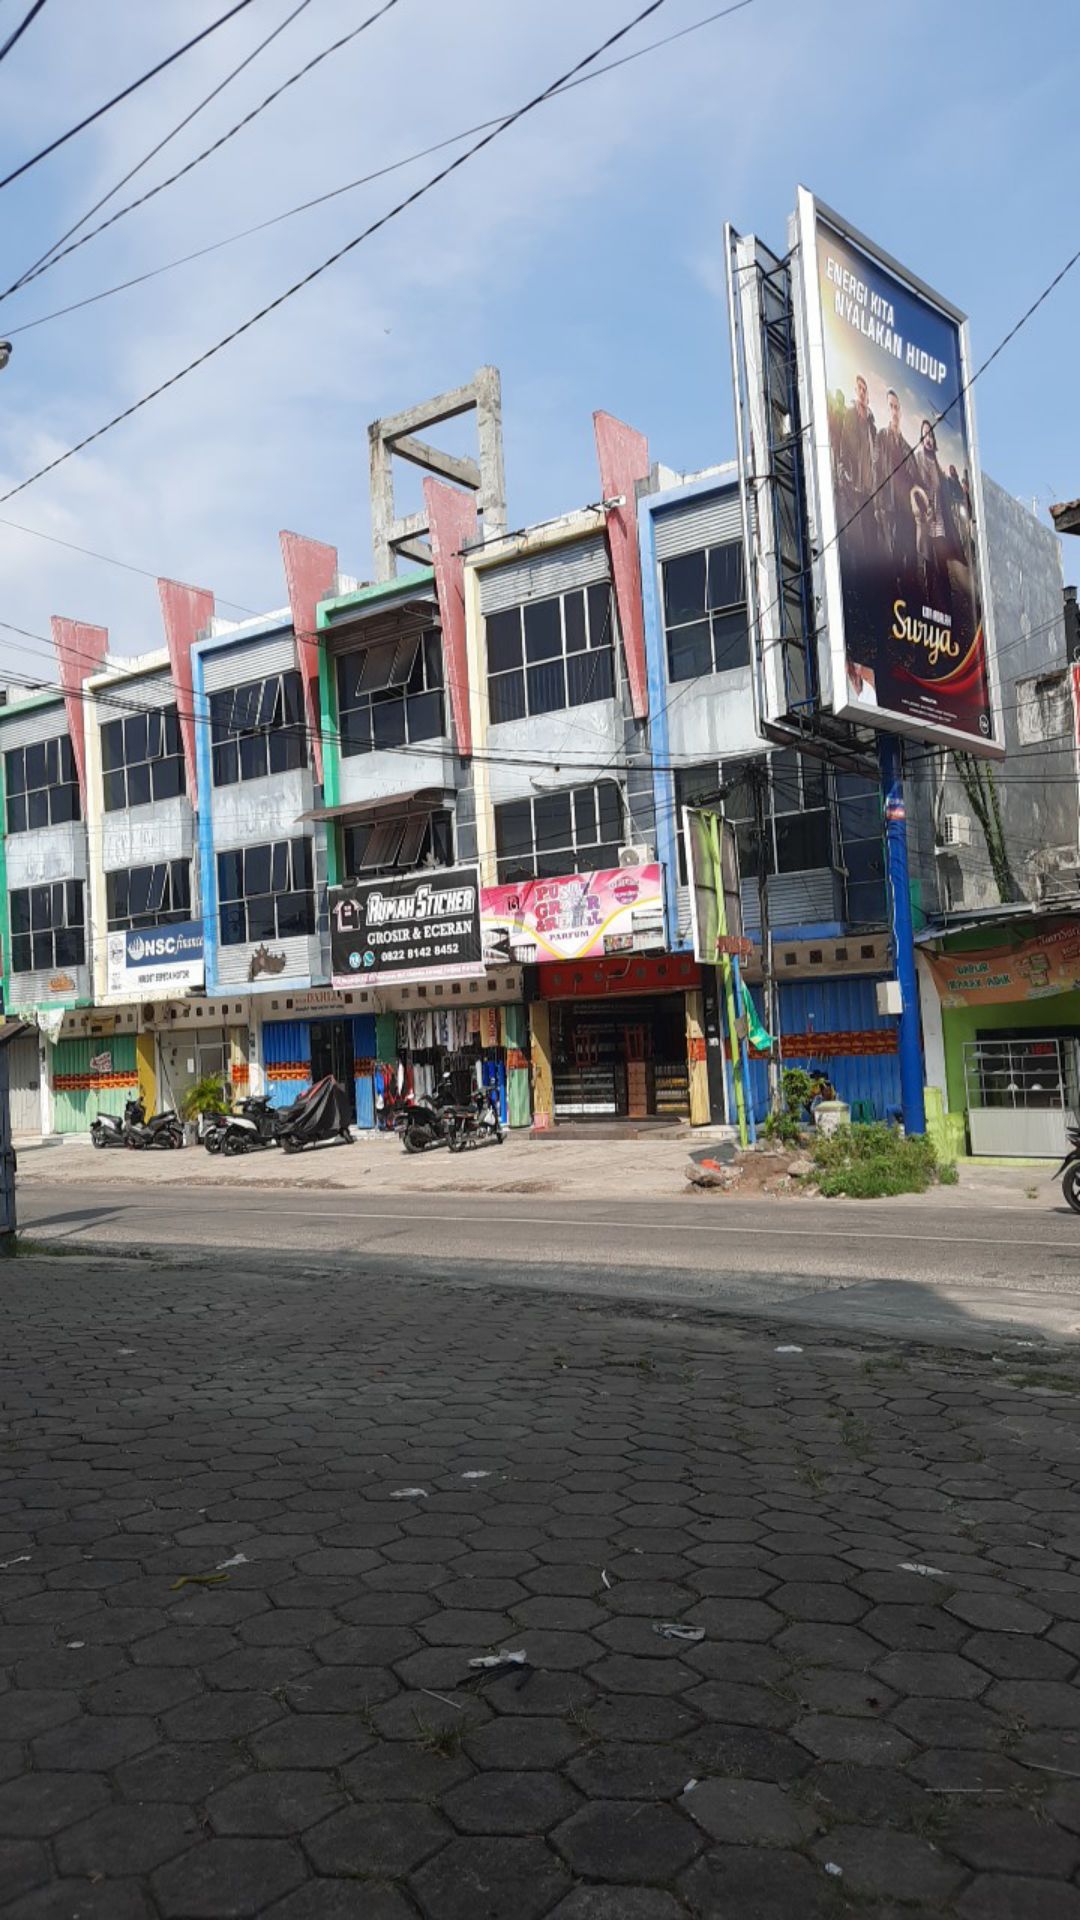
<box><xmin>811</xmin><ymin>1122</ymin><xmax>949</xmax><ymax>1199</ymax></box>
<box><xmin>763</xmin><ymin>1109</ymin><xmax>803</xmax><ymax>1145</ymax></box>
<box><xmin>180</xmin><ymin>1073</ymin><xmax>231</xmax><ymax>1121</ymax></box>
<box><xmin>781</xmin><ymin>1067</ymin><xmax>814</xmax><ymax>1119</ymax></box>
<box><xmin>937</xmin><ymin>1160</ymin><xmax>960</xmax><ymax>1186</ymax></box>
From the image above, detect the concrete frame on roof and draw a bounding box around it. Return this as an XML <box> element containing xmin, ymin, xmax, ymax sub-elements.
<box><xmin>368</xmin><ymin>368</ymin><xmax>506</xmax><ymax>581</ymax></box>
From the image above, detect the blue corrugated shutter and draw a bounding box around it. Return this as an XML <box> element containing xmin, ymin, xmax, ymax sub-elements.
<box><xmin>353</xmin><ymin>1013</ymin><xmax>376</xmax><ymax>1129</ymax></box>
<box><xmin>262</xmin><ymin>1017</ymin><xmax>312</xmax><ymax>1110</ymax></box>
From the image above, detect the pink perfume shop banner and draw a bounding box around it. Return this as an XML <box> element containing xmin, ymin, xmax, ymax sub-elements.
<box><xmin>480</xmin><ymin>863</ymin><xmax>663</xmax><ymax>965</ymax></box>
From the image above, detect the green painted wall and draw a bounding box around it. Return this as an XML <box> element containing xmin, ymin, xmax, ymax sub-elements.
<box><xmin>942</xmin><ymin>989</ymin><xmax>1080</xmax><ymax>1114</ymax></box>
<box><xmin>318</xmin><ymin>640</ymin><xmax>342</xmax><ymax>886</ymax></box>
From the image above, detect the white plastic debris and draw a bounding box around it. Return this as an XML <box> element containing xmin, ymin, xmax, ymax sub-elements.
<box><xmin>824</xmin><ymin>1863</ymin><xmax>844</xmax><ymax>1877</ymax></box>
<box><xmin>461</xmin><ymin>1471</ymin><xmax>491</xmax><ymax>1481</ymax></box>
<box><xmin>216</xmin><ymin>1552</ymin><xmax>249</xmax><ymax>1570</ymax></box>
<box><xmin>468</xmin><ymin>1649</ymin><xmax>526</xmax><ymax>1669</ymax></box>
<box><xmin>683</xmin><ymin>1778</ymin><xmax>699</xmax><ymax>1793</ymax></box>
<box><xmin>652</xmin><ymin>1622</ymin><xmax>705</xmax><ymax>1642</ymax></box>
<box><xmin>389</xmin><ymin>1488</ymin><xmax>428</xmax><ymax>1500</ymax></box>
<box><xmin>775</xmin><ymin>1344</ymin><xmax>803</xmax><ymax>1354</ymax></box>
<box><xmin>899</xmin><ymin>1561</ymin><xmax>946</xmax><ymax>1578</ymax></box>
<box><xmin>601</xmin><ymin>1569</ymin><xmax>612</xmax><ymax>1590</ymax></box>
<box><xmin>0</xmin><ymin>1554</ymin><xmax>30</xmax><ymax>1568</ymax></box>
<box><xmin>118</xmin><ymin>1348</ymin><xmax>135</xmax><ymax>1355</ymax></box>
<box><xmin>67</xmin><ymin>1641</ymin><xmax>85</xmax><ymax>1649</ymax></box>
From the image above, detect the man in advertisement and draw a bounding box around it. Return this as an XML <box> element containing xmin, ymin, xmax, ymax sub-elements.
<box><xmin>815</xmin><ymin>216</ymin><xmax>991</xmax><ymax>740</ymax></box>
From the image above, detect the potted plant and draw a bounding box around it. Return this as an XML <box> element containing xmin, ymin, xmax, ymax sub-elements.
<box><xmin>180</xmin><ymin>1074</ymin><xmax>230</xmax><ymax>1147</ymax></box>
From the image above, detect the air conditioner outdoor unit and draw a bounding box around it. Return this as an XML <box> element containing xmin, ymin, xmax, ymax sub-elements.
<box><xmin>938</xmin><ymin>813</ymin><xmax>973</xmax><ymax>850</ymax></box>
<box><xmin>619</xmin><ymin>843</ymin><xmax>652</xmax><ymax>867</ymax></box>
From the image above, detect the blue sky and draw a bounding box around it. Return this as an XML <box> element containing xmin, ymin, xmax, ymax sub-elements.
<box><xmin>0</xmin><ymin>0</ymin><xmax>1076</xmax><ymax>670</ymax></box>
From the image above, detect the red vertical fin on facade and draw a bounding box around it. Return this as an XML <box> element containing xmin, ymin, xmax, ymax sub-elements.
<box><xmin>158</xmin><ymin>579</ymin><xmax>214</xmax><ymax>806</ymax></box>
<box><xmin>424</xmin><ymin>477</ymin><xmax>477</xmax><ymax>758</ymax></box>
<box><xmin>280</xmin><ymin>531</ymin><xmax>338</xmax><ymax>785</ymax></box>
<box><xmin>594</xmin><ymin>411</ymin><xmax>650</xmax><ymax>720</ymax></box>
<box><xmin>50</xmin><ymin>617</ymin><xmax>108</xmax><ymax>811</ymax></box>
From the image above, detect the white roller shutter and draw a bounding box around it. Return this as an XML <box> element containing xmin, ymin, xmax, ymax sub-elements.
<box><xmin>479</xmin><ymin>534</ymin><xmax>609</xmax><ymax>615</ymax></box>
<box><xmin>653</xmin><ymin>490</ymin><xmax>744</xmax><ymax>562</ymax></box>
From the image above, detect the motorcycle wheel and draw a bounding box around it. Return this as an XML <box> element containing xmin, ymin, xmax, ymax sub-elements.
<box><xmin>221</xmin><ymin>1132</ymin><xmax>247</xmax><ymax>1156</ymax></box>
<box><xmin>1063</xmin><ymin>1165</ymin><xmax>1080</xmax><ymax>1214</ymax></box>
<box><xmin>165</xmin><ymin>1127</ymin><xmax>184</xmax><ymax>1149</ymax></box>
<box><xmin>403</xmin><ymin>1129</ymin><xmax>428</xmax><ymax>1154</ymax></box>
<box><xmin>91</xmin><ymin>1126</ymin><xmax>106</xmax><ymax>1148</ymax></box>
<box><xmin>204</xmin><ymin>1133</ymin><xmax>222</xmax><ymax>1154</ymax></box>
<box><xmin>125</xmin><ymin>1135</ymin><xmax>140</xmax><ymax>1150</ymax></box>
<box><xmin>448</xmin><ymin>1127</ymin><xmax>465</xmax><ymax>1153</ymax></box>
<box><xmin>281</xmin><ymin>1137</ymin><xmax>301</xmax><ymax>1154</ymax></box>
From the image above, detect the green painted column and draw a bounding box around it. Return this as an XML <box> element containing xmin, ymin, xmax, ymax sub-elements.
<box><xmin>318</xmin><ymin>638</ymin><xmax>342</xmax><ymax>885</ymax></box>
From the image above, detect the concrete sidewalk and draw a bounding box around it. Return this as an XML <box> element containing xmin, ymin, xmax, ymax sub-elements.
<box><xmin>3</xmin><ymin>1247</ymin><xmax>1080</xmax><ymax>1916</ymax></box>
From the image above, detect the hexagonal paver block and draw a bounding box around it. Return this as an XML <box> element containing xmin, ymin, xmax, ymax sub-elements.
<box><xmin>442</xmin><ymin>1771</ymin><xmax>579</xmax><ymax>1835</ymax></box>
<box><xmin>55</xmin><ymin>1803</ymin><xmax>199</xmax><ymax>1876</ymax></box>
<box><xmin>566</xmin><ymin>1742</ymin><xmax>691</xmax><ymax>1801</ymax></box>
<box><xmin>303</xmin><ymin>1801</ymin><xmax>449</xmax><ymax>1876</ymax></box>
<box><xmin>32</xmin><ymin>1714</ymin><xmax>158</xmax><ymax>1772</ymax></box>
<box><xmin>0</xmin><ymin>1771</ymin><xmax>108</xmax><ymax>1837</ymax></box>
<box><xmin>553</xmin><ymin>1800</ymin><xmax>701</xmax><ymax>1882</ymax></box>
<box><xmin>208</xmin><ymin>1771</ymin><xmax>345</xmax><ymax>1836</ymax></box>
<box><xmin>945</xmin><ymin>1592</ymin><xmax>1052</xmax><ymax>1635</ymax></box>
<box><xmin>0</xmin><ymin>1880</ymin><xmax>153</xmax><ymax>1919</ymax></box>
<box><xmin>681</xmin><ymin>1777</ymin><xmax>819</xmax><ymax>1847</ymax></box>
<box><xmin>873</xmin><ymin>1650</ymin><xmax>989</xmax><ymax>1698</ymax></box>
<box><xmin>945</xmin><ymin>1807</ymin><xmax>1080</xmax><ymax>1877</ymax></box>
<box><xmin>247</xmin><ymin>1716</ymin><xmax>372</xmax><ymax>1771</ymax></box>
<box><xmin>410</xmin><ymin>1835</ymin><xmax>571</xmax><ymax>1920</ymax></box>
<box><xmin>963</xmin><ymin>1632</ymin><xmax>1076</xmax><ymax>1680</ymax></box>
<box><xmin>811</xmin><ymin>1825</ymin><xmax>967</xmax><ymax>1902</ymax></box>
<box><xmin>151</xmin><ymin>1838</ymin><xmax>306</xmax><ymax>1918</ymax></box>
<box><xmin>262</xmin><ymin>1884</ymin><xmax>417</xmax><ymax>1920</ymax></box>
<box><xmin>679</xmin><ymin>1845</ymin><xmax>833</xmax><ymax>1918</ymax></box>
<box><xmin>2</xmin><ymin>1690</ymin><xmax>79</xmax><ymax>1739</ymax></box>
<box><xmin>114</xmin><ymin>1742</ymin><xmax>248</xmax><ymax>1805</ymax></box>
<box><xmin>793</xmin><ymin>1713</ymin><xmax>914</xmax><ymax>1765</ymax></box>
<box><xmin>548</xmin><ymin>1892</ymin><xmax>685</xmax><ymax>1919</ymax></box>
<box><xmin>342</xmin><ymin>1743</ymin><xmax>473</xmax><ymax>1801</ymax></box>
<box><xmin>955</xmin><ymin>1875</ymin><xmax>1080</xmax><ymax>1918</ymax></box>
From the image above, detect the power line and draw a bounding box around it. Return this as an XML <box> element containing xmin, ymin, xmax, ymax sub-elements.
<box><xmin>17</xmin><ymin>0</ymin><xmax>317</xmax><ymax>291</ymax></box>
<box><xmin>3</xmin><ymin>0</ymin><xmax>756</xmax><ymax>333</ymax></box>
<box><xmin>0</xmin><ymin>0</ymin><xmax>260</xmax><ymax>196</ymax></box>
<box><xmin>0</xmin><ymin>515</ymin><xmax>257</xmax><ymax>615</ymax></box>
<box><xmin>0</xmin><ymin>0</ymin><xmax>47</xmax><ymax>65</ymax></box>
<box><xmin>0</xmin><ymin>0</ymin><xmax>680</xmax><ymax>509</ymax></box>
<box><xmin>2</xmin><ymin>0</ymin><xmax>404</xmax><ymax>304</ymax></box>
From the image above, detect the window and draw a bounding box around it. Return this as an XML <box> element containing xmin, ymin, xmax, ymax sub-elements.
<box><xmin>209</xmin><ymin>670</ymin><xmax>307</xmax><ymax>786</ymax></box>
<box><xmin>835</xmin><ymin>773</ymin><xmax>886</xmax><ymax>925</ymax></box>
<box><xmin>673</xmin><ymin>763</ymin><xmax>721</xmax><ymax>884</ymax></box>
<box><xmin>342</xmin><ymin>809</ymin><xmax>453</xmax><ymax>879</ymax></box>
<box><xmin>662</xmin><ymin>539</ymin><xmax>749</xmax><ymax>681</ymax></box>
<box><xmin>337</xmin><ymin>630</ymin><xmax>444</xmax><ymax>758</ymax></box>
<box><xmin>9</xmin><ymin>880</ymin><xmax>85</xmax><ymax>975</ymax></box>
<box><xmin>487</xmin><ymin>585</ymin><xmax>615</xmax><ymax>725</ymax></box>
<box><xmin>217</xmin><ymin>837</ymin><xmax>315</xmax><ymax>946</ymax></box>
<box><xmin>101</xmin><ymin>704</ymin><xmax>184</xmax><ymax>811</ymax></box>
<box><xmin>1016</xmin><ymin>670</ymin><xmax>1070</xmax><ymax>748</ymax></box>
<box><xmin>106</xmin><ymin>859</ymin><xmax>191</xmax><ymax>932</ymax></box>
<box><xmin>494</xmin><ymin>781</ymin><xmax>624</xmax><ymax>884</ymax></box>
<box><xmin>5</xmin><ymin>736</ymin><xmax>80</xmax><ymax>833</ymax></box>
<box><xmin>715</xmin><ymin>751</ymin><xmax>832</xmax><ymax>880</ymax></box>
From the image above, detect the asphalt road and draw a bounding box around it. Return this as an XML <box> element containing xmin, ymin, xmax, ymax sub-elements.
<box><xmin>18</xmin><ymin>1177</ymin><xmax>1080</xmax><ymax>1349</ymax></box>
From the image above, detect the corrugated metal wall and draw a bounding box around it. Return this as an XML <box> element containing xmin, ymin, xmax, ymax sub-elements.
<box><xmin>262</xmin><ymin>1017</ymin><xmax>312</xmax><ymax>1109</ymax></box>
<box><xmin>53</xmin><ymin>1033</ymin><xmax>139</xmax><ymax>1134</ymax></box>
<box><xmin>742</xmin><ymin>975</ymin><xmax>901</xmax><ymax>1124</ymax></box>
<box><xmin>353</xmin><ymin>1013</ymin><xmax>376</xmax><ymax>1129</ymax></box>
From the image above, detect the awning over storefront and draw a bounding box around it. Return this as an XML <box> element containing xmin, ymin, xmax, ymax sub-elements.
<box><xmin>298</xmin><ymin>788</ymin><xmax>452</xmax><ymax>825</ymax></box>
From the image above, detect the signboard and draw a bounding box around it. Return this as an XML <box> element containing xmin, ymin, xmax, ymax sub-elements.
<box><xmin>924</xmin><ymin>923</ymin><xmax>1080</xmax><ymax>1007</ymax></box>
<box><xmin>90</xmin><ymin>1051</ymin><xmax>112</xmax><ymax>1074</ymax></box>
<box><xmin>795</xmin><ymin>187</ymin><xmax>1000</xmax><ymax>752</ymax></box>
<box><xmin>106</xmin><ymin>920</ymin><xmax>204</xmax><ymax>997</ymax></box>
<box><xmin>330</xmin><ymin>865</ymin><xmax>483</xmax><ymax>987</ymax></box>
<box><xmin>480</xmin><ymin>864</ymin><xmax>663</xmax><ymax>965</ymax></box>
<box><xmin>683</xmin><ymin>810</ymin><xmax>743</xmax><ymax>966</ymax></box>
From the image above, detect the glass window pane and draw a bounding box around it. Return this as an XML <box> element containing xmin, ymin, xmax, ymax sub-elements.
<box><xmin>371</xmin><ymin>695</ymin><xmax>407</xmax><ymax>751</ymax></box>
<box><xmin>103</xmin><ymin>768</ymin><xmax>126</xmax><ymax>812</ymax></box>
<box><xmin>106</xmin><ymin>871</ymin><xmax>126</xmax><ymax>922</ymax></box>
<box><xmin>101</xmin><ymin>721</ymin><xmax>124</xmax><ymax>771</ymax></box>
<box><xmin>338</xmin><ymin>655</ymin><xmax>362</xmax><ymax>709</ymax></box>
<box><xmin>533</xmin><ymin>792</ymin><xmax>572</xmax><ymax>853</ymax></box>
<box><xmin>663</xmin><ymin>551</ymin><xmax>707</xmax><ymax>626</ymax></box>
<box><xmin>387</xmin><ymin>634</ymin><xmax>421</xmax><ymax>688</ymax></box>
<box><xmin>5</xmin><ymin>748</ymin><xmax>24</xmax><ymax>795</ymax></box>
<box><xmin>397</xmin><ymin>814</ymin><xmax>428</xmax><ymax>868</ymax></box>
<box><xmin>405</xmin><ymin>691</ymin><xmax>443</xmax><ymax>743</ymax></box>
<box><xmin>51</xmin><ymin>782</ymin><xmax>77</xmax><ymax>825</ymax></box>
<box><xmin>567</xmin><ymin>648</ymin><xmax>613</xmax><ymax>708</ymax></box>
<box><xmin>489</xmin><ymin>672</ymin><xmax>525</xmax><ymax>725</ymax></box>
<box><xmin>148</xmin><ymin>865</ymin><xmax>168</xmax><ymax>915</ymax></box>
<box><xmin>32</xmin><ymin>930</ymin><xmax>53</xmax><ymax>970</ymax></box>
<box><xmin>128</xmin><ymin>869</ymin><xmax>152</xmax><ymax>918</ymax></box>
<box><xmin>172</xmin><ymin>862</ymin><xmax>191</xmax><ymax>913</ymax></box>
<box><xmin>245</xmin><ymin>845</ymin><xmax>271</xmax><ymax>898</ymax></box>
<box><xmin>587</xmin><ymin>584</ymin><xmax>612</xmax><ymax>646</ymax></box>
<box><xmin>356</xmin><ymin>640</ymin><xmax>399</xmax><ymax>693</ymax></box>
<box><xmin>573</xmin><ymin>787</ymin><xmax>597</xmax><ymax>841</ymax></box>
<box><xmin>486</xmin><ymin>609</ymin><xmax>522</xmax><ymax>674</ymax></box>
<box><xmin>770</xmin><ymin>750</ymin><xmax>800</xmax><ymax>813</ymax></box>
<box><xmin>217</xmin><ymin>849</ymin><xmax>243</xmax><ymax>902</ymax></box>
<box><xmin>30</xmin><ymin>886</ymin><xmax>50</xmax><ymax>929</ymax></box>
<box><xmin>124</xmin><ymin>712</ymin><xmax>148</xmax><ymax>765</ymax></box>
<box><xmin>711</xmin><ymin>610</ymin><xmax>750</xmax><ymax>675</ymax></box>
<box><xmin>276</xmin><ymin>891</ymin><xmax>312</xmax><ymax>937</ymax></box>
<box><xmin>799</xmin><ymin>754</ymin><xmax>828</xmax><ymax>809</ymax></box>
<box><xmin>212</xmin><ymin>742</ymin><xmax>239</xmax><ymax>786</ymax></box>
<box><xmin>563</xmin><ymin>591</ymin><xmax>586</xmax><ymax>652</ymax></box>
<box><xmin>11</xmin><ymin>934</ymin><xmax>31</xmax><ymax>973</ymax></box>
<box><xmin>127</xmin><ymin>762</ymin><xmax>151</xmax><ymax>809</ymax></box>
<box><xmin>25</xmin><ymin>742</ymin><xmax>46</xmax><ymax>790</ymax></box>
<box><xmin>54</xmin><ymin>927</ymin><xmax>81</xmax><ymax>968</ymax></box>
<box><xmin>423</xmin><ymin>629</ymin><xmax>444</xmax><ymax>688</ymax></box>
<box><xmin>707</xmin><ymin>541</ymin><xmax>744</xmax><ymax>610</ymax></box>
<box><xmin>152</xmin><ymin>756</ymin><xmax>183</xmax><ymax>801</ymax></box>
<box><xmin>431</xmin><ymin>811</ymin><xmax>453</xmax><ymax>864</ymax></box>
<box><xmin>247</xmin><ymin>895</ymin><xmax>277</xmax><ymax>941</ymax></box>
<box><xmin>27</xmin><ymin>788</ymin><xmax>49</xmax><ymax>831</ymax></box>
<box><xmin>239</xmin><ymin>733</ymin><xmax>267</xmax><ymax>783</ymax></box>
<box><xmin>291</xmin><ymin>839</ymin><xmax>313</xmax><ymax>890</ymax></box>
<box><xmin>340</xmin><ymin>705</ymin><xmax>371</xmax><ymax>756</ymax></box>
<box><xmin>51</xmin><ymin>881</ymin><xmax>65</xmax><ymax>927</ymax></box>
<box><xmin>281</xmin><ymin>672</ymin><xmax>303</xmax><ymax>724</ymax></box>
<box><xmin>268</xmin><ymin>727</ymin><xmax>304</xmax><ymax>774</ymax></box>
<box><xmin>270</xmin><ymin>842</ymin><xmax>289</xmax><ymax>893</ymax></box>
<box><xmin>220</xmin><ymin>901</ymin><xmax>247</xmax><ymax>946</ymax></box>
<box><xmin>668</xmin><ymin>621</ymin><xmax>712</xmax><ymax>682</ymax></box>
<box><xmin>255</xmin><ymin>677</ymin><xmax>278</xmax><ymax>730</ymax></box>
<box><xmin>144</xmin><ymin>709</ymin><xmax>163</xmax><ymax>761</ymax></box>
<box><xmin>10</xmin><ymin>891</ymin><xmax>29</xmax><ymax>935</ymax></box>
<box><xmin>775</xmin><ymin>812</ymin><xmax>831</xmax><ymax>872</ymax></box>
<box><xmin>6</xmin><ymin>793</ymin><xmax>26</xmax><ymax>835</ymax></box>
<box><xmin>523</xmin><ymin>598</ymin><xmax>561</xmax><ymax>662</ymax></box>
<box><xmin>231</xmin><ymin>682</ymin><xmax>261</xmax><ymax>732</ymax></box>
<box><xmin>163</xmin><ymin>707</ymin><xmax>182</xmax><ymax>757</ymax></box>
<box><xmin>526</xmin><ymin>661</ymin><xmax>565</xmax><ymax>715</ymax></box>
<box><xmin>495</xmin><ymin>799</ymin><xmax>533</xmax><ymax>860</ymax></box>
<box><xmin>44</xmin><ymin>737</ymin><xmax>59</xmax><ymax>786</ymax></box>
<box><xmin>597</xmin><ymin>783</ymin><xmax>622</xmax><ymax>845</ymax></box>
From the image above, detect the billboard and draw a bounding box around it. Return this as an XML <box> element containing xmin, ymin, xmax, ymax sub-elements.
<box><xmin>795</xmin><ymin>188</ymin><xmax>1000</xmax><ymax>752</ymax></box>
<box><xmin>480</xmin><ymin>864</ymin><xmax>663</xmax><ymax>965</ymax></box>
<box><xmin>330</xmin><ymin>865</ymin><xmax>484</xmax><ymax>987</ymax></box>
<box><xmin>106</xmin><ymin>920</ymin><xmax>204</xmax><ymax>997</ymax></box>
<box><xmin>924</xmin><ymin>922</ymin><xmax>1080</xmax><ymax>1007</ymax></box>
<box><xmin>683</xmin><ymin>810</ymin><xmax>744</xmax><ymax>966</ymax></box>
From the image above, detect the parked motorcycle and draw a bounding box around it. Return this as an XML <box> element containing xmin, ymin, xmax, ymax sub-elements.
<box><xmin>90</xmin><ymin>1097</ymin><xmax>143</xmax><ymax>1149</ymax></box>
<box><xmin>448</xmin><ymin>1087</ymin><xmax>505</xmax><ymax>1152</ymax></box>
<box><xmin>216</xmin><ymin>1094</ymin><xmax>281</xmax><ymax>1157</ymax></box>
<box><xmin>125</xmin><ymin>1098</ymin><xmax>184</xmax><ymax>1151</ymax></box>
<box><xmin>276</xmin><ymin>1075</ymin><xmax>354</xmax><ymax>1154</ymax></box>
<box><xmin>400</xmin><ymin>1076</ymin><xmax>459</xmax><ymax>1154</ymax></box>
<box><xmin>1058</xmin><ymin>1125</ymin><xmax>1080</xmax><ymax>1213</ymax></box>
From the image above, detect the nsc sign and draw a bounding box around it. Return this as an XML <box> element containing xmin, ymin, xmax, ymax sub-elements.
<box><xmin>106</xmin><ymin>920</ymin><xmax>204</xmax><ymax>996</ymax></box>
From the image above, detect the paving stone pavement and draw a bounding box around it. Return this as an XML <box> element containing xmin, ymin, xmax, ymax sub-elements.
<box><xmin>3</xmin><ymin>1252</ymin><xmax>1080</xmax><ymax>1918</ymax></box>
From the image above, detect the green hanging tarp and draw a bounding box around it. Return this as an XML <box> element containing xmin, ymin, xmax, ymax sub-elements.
<box><xmin>741</xmin><ymin>979</ymin><xmax>774</xmax><ymax>1054</ymax></box>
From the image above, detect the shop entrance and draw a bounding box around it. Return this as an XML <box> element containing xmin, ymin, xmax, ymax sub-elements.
<box><xmin>310</xmin><ymin>1018</ymin><xmax>357</xmax><ymax>1118</ymax></box>
<box><xmin>550</xmin><ymin>996</ymin><xmax>689</xmax><ymax>1121</ymax></box>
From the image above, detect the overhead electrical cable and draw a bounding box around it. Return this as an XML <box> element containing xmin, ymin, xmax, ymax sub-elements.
<box><xmin>0</xmin><ymin>0</ymin><xmax>260</xmax><ymax>196</ymax></box>
<box><xmin>1</xmin><ymin>0</ymin><xmax>404</xmax><ymax>303</ymax></box>
<box><xmin>18</xmin><ymin>0</ymin><xmax>318</xmax><ymax>289</ymax></box>
<box><xmin>0</xmin><ymin>0</ymin><xmax>687</xmax><ymax>509</ymax></box>
<box><xmin>0</xmin><ymin>0</ymin><xmax>48</xmax><ymax>65</ymax></box>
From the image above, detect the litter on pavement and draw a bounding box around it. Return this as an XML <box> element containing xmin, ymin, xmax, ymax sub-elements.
<box><xmin>461</xmin><ymin>1470</ymin><xmax>491</xmax><ymax>1480</ymax></box>
<box><xmin>601</xmin><ymin>1569</ymin><xmax>612</xmax><ymax>1589</ymax></box>
<box><xmin>652</xmin><ymin>1622</ymin><xmax>705</xmax><ymax>1642</ymax></box>
<box><xmin>170</xmin><ymin>1572</ymin><xmax>230</xmax><ymax>1590</ymax></box>
<box><xmin>216</xmin><ymin>1552</ymin><xmax>249</xmax><ymax>1569</ymax></box>
<box><xmin>824</xmin><ymin>1863</ymin><xmax>844</xmax><ymax>1877</ymax></box>
<box><xmin>388</xmin><ymin>1487</ymin><xmax>428</xmax><ymax>1499</ymax></box>
<box><xmin>468</xmin><ymin>1650</ymin><xmax>527</xmax><ymax>1669</ymax></box>
<box><xmin>775</xmin><ymin>1345</ymin><xmax>803</xmax><ymax>1354</ymax></box>
<box><xmin>899</xmin><ymin>1561</ymin><xmax>946</xmax><ymax>1578</ymax></box>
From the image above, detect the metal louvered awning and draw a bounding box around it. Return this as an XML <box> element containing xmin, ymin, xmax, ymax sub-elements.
<box><xmin>296</xmin><ymin>787</ymin><xmax>450</xmax><ymax>824</ymax></box>
<box><xmin>321</xmin><ymin>596</ymin><xmax>437</xmax><ymax>657</ymax></box>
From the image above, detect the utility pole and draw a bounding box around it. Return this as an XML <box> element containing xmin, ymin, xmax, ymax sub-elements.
<box><xmin>878</xmin><ymin>733</ymin><xmax>925</xmax><ymax>1135</ymax></box>
<box><xmin>0</xmin><ymin>337</ymin><xmax>16</xmax><ymax>1236</ymax></box>
<box><xmin>750</xmin><ymin>761</ymin><xmax>781</xmax><ymax>1112</ymax></box>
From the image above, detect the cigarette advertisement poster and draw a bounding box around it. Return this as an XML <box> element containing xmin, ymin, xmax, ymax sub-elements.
<box><xmin>799</xmin><ymin>189</ymin><xmax>999</xmax><ymax>751</ymax></box>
